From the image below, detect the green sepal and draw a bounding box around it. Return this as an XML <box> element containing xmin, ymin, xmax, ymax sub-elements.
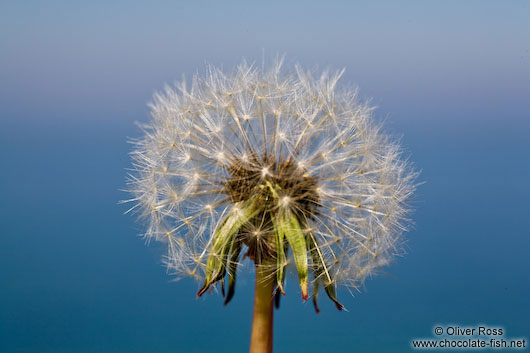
<box><xmin>223</xmin><ymin>238</ymin><xmax>243</xmax><ymax>305</ymax></box>
<box><xmin>306</xmin><ymin>231</ymin><xmax>344</xmax><ymax>311</ymax></box>
<box><xmin>274</xmin><ymin>242</ymin><xmax>288</xmax><ymax>309</ymax></box>
<box><xmin>273</xmin><ymin>214</ymin><xmax>287</xmax><ymax>295</ymax></box>
<box><xmin>277</xmin><ymin>209</ymin><xmax>309</xmax><ymax>300</ymax></box>
<box><xmin>197</xmin><ymin>199</ymin><xmax>261</xmax><ymax>297</ymax></box>
<box><xmin>323</xmin><ymin>281</ymin><xmax>343</xmax><ymax>311</ymax></box>
<box><xmin>312</xmin><ymin>279</ymin><xmax>321</xmax><ymax>313</ymax></box>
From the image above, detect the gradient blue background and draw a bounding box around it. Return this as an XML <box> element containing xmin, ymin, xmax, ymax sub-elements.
<box><xmin>1</xmin><ymin>1</ymin><xmax>529</xmax><ymax>352</ymax></box>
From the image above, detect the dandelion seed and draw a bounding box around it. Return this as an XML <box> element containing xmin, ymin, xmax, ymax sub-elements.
<box><xmin>125</xmin><ymin>58</ymin><xmax>417</xmax><ymax>353</ymax></box>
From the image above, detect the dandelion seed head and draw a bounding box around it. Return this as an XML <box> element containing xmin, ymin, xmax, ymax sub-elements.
<box><xmin>126</xmin><ymin>58</ymin><xmax>418</xmax><ymax>307</ymax></box>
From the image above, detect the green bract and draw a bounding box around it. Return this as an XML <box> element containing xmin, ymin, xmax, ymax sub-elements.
<box><xmin>197</xmin><ymin>182</ymin><xmax>343</xmax><ymax>312</ymax></box>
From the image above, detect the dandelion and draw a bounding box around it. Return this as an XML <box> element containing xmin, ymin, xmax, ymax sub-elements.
<box><xmin>125</xmin><ymin>59</ymin><xmax>417</xmax><ymax>353</ymax></box>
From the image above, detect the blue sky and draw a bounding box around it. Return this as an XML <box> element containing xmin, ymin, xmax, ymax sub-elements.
<box><xmin>2</xmin><ymin>1</ymin><xmax>528</xmax><ymax>123</ymax></box>
<box><xmin>1</xmin><ymin>1</ymin><xmax>529</xmax><ymax>352</ymax></box>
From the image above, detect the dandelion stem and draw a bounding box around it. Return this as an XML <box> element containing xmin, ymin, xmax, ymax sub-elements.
<box><xmin>250</xmin><ymin>263</ymin><xmax>274</xmax><ymax>353</ymax></box>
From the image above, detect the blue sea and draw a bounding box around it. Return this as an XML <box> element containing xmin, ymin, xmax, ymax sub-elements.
<box><xmin>1</xmin><ymin>1</ymin><xmax>529</xmax><ymax>352</ymax></box>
